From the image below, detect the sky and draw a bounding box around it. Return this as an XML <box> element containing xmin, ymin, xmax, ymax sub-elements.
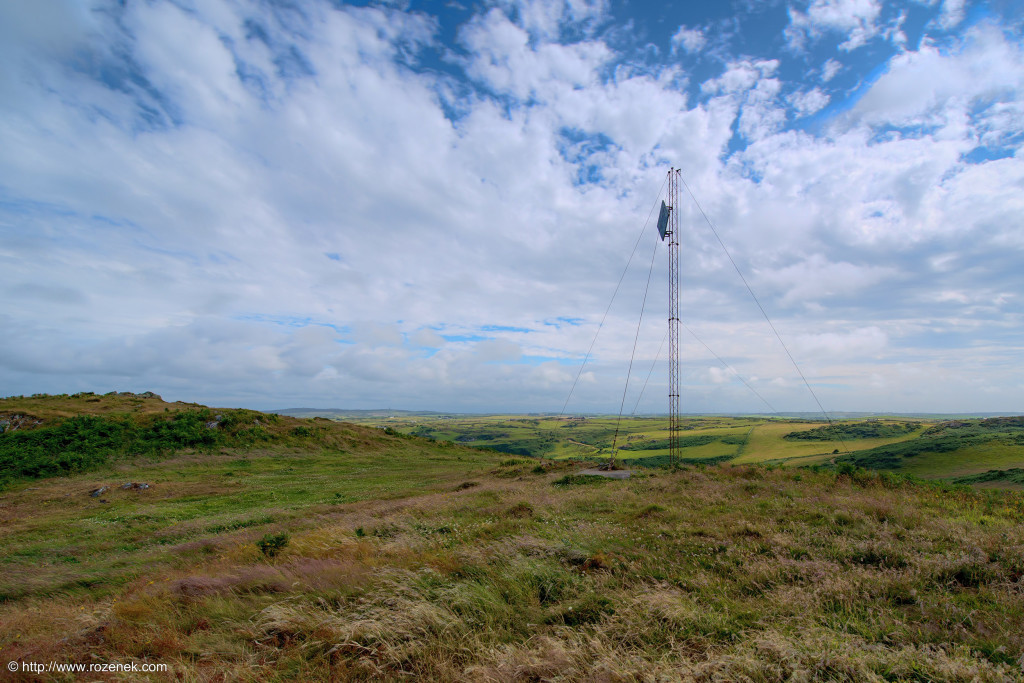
<box><xmin>1</xmin><ymin>0</ymin><xmax>1022</xmax><ymax>414</ymax></box>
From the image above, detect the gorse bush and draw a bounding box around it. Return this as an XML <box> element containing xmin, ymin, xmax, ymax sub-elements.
<box><xmin>0</xmin><ymin>408</ymin><xmax>307</xmax><ymax>488</ymax></box>
<box><xmin>785</xmin><ymin>421</ymin><xmax>920</xmax><ymax>441</ymax></box>
<box><xmin>954</xmin><ymin>468</ymin><xmax>1024</xmax><ymax>486</ymax></box>
<box><xmin>256</xmin><ymin>533</ymin><xmax>289</xmax><ymax>558</ymax></box>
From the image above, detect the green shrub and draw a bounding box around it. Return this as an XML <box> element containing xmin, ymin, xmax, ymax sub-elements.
<box><xmin>256</xmin><ymin>532</ymin><xmax>289</xmax><ymax>557</ymax></box>
<box><xmin>785</xmin><ymin>421</ymin><xmax>920</xmax><ymax>441</ymax></box>
<box><xmin>0</xmin><ymin>409</ymin><xmax>289</xmax><ymax>486</ymax></box>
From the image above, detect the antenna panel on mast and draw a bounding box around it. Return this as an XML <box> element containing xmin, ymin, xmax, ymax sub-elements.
<box><xmin>657</xmin><ymin>201</ymin><xmax>670</xmax><ymax>241</ymax></box>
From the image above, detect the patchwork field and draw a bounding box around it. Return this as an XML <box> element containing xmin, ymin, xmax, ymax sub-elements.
<box><xmin>320</xmin><ymin>412</ymin><xmax>1024</xmax><ymax>486</ymax></box>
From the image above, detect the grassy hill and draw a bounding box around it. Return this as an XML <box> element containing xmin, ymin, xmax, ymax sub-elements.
<box><xmin>836</xmin><ymin>417</ymin><xmax>1024</xmax><ymax>483</ymax></box>
<box><xmin>1</xmin><ymin>394</ymin><xmax>1023</xmax><ymax>680</ymax></box>
<box><xmin>0</xmin><ymin>392</ymin><xmax>377</xmax><ymax>489</ymax></box>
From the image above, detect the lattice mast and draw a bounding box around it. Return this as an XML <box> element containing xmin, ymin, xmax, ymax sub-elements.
<box><xmin>668</xmin><ymin>169</ymin><xmax>681</xmax><ymax>465</ymax></box>
<box><xmin>655</xmin><ymin>168</ymin><xmax>681</xmax><ymax>465</ymax></box>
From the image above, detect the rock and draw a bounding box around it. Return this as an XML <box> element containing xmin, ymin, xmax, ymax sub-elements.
<box><xmin>115</xmin><ymin>391</ymin><xmax>162</xmax><ymax>400</ymax></box>
<box><xmin>89</xmin><ymin>486</ymin><xmax>108</xmax><ymax>498</ymax></box>
<box><xmin>0</xmin><ymin>414</ymin><xmax>42</xmax><ymax>433</ymax></box>
<box><xmin>206</xmin><ymin>421</ymin><xmax>220</xmax><ymax>429</ymax></box>
<box><xmin>120</xmin><ymin>482</ymin><xmax>150</xmax><ymax>491</ymax></box>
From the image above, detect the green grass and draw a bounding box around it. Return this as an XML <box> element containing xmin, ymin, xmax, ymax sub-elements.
<box><xmin>4</xmin><ymin>454</ymin><xmax>1023</xmax><ymax>681</ymax></box>
<box><xmin>0</xmin><ymin>395</ymin><xmax>502</xmax><ymax>601</ymax></box>
<box><xmin>3</xmin><ymin>395</ymin><xmax>1024</xmax><ymax>680</ymax></box>
<box><xmin>0</xmin><ymin>441</ymin><xmax>497</xmax><ymax>601</ymax></box>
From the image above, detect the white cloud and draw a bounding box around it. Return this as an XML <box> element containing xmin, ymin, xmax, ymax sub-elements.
<box><xmin>702</xmin><ymin>60</ymin><xmax>785</xmax><ymax>142</ymax></box>
<box><xmin>792</xmin><ymin>327</ymin><xmax>888</xmax><ymax>358</ymax></box>
<box><xmin>475</xmin><ymin>339</ymin><xmax>523</xmax><ymax>362</ymax></box>
<box><xmin>786</xmin><ymin>0</ymin><xmax>883</xmax><ymax>51</ymax></box>
<box><xmin>671</xmin><ymin>25</ymin><xmax>706</xmax><ymax>54</ymax></box>
<box><xmin>849</xmin><ymin>25</ymin><xmax>1024</xmax><ymax>129</ymax></box>
<box><xmin>756</xmin><ymin>255</ymin><xmax>894</xmax><ymax>306</ymax></box>
<box><xmin>459</xmin><ymin>8</ymin><xmax>611</xmax><ymax>100</ymax></box>
<box><xmin>412</xmin><ymin>328</ymin><xmax>447</xmax><ymax>348</ymax></box>
<box><xmin>125</xmin><ymin>2</ymin><xmax>248</xmax><ymax>125</ymax></box>
<box><xmin>937</xmin><ymin>0</ymin><xmax>967</xmax><ymax>30</ymax></box>
<box><xmin>494</xmin><ymin>0</ymin><xmax>608</xmax><ymax>40</ymax></box>
<box><xmin>703</xmin><ymin>59</ymin><xmax>779</xmax><ymax>94</ymax></box>
<box><xmin>707</xmin><ymin>366</ymin><xmax>738</xmax><ymax>384</ymax></box>
<box><xmin>738</xmin><ymin>78</ymin><xmax>785</xmax><ymax>141</ymax></box>
<box><xmin>820</xmin><ymin>58</ymin><xmax>842</xmax><ymax>82</ymax></box>
<box><xmin>736</xmin><ymin>128</ymin><xmax>969</xmax><ymax>249</ymax></box>
<box><xmin>531</xmin><ymin>361</ymin><xmax>574</xmax><ymax>387</ymax></box>
<box><xmin>788</xmin><ymin>88</ymin><xmax>831</xmax><ymax>117</ymax></box>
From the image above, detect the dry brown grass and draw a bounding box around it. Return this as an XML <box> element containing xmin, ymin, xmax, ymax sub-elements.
<box><xmin>1</xmin><ymin>465</ymin><xmax>1023</xmax><ymax>681</ymax></box>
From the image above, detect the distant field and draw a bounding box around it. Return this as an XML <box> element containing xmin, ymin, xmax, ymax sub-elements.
<box><xmin>339</xmin><ymin>414</ymin><xmax>762</xmax><ymax>465</ymax></box>
<box><xmin>735</xmin><ymin>421</ymin><xmax>930</xmax><ymax>466</ymax></box>
<box><xmin>336</xmin><ymin>413</ymin><xmax>917</xmax><ymax>465</ymax></box>
<box><xmin>328</xmin><ymin>412</ymin><xmax>1024</xmax><ymax>487</ymax></box>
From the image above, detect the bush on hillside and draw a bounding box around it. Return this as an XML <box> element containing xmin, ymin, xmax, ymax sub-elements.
<box><xmin>785</xmin><ymin>422</ymin><xmax>920</xmax><ymax>441</ymax></box>
<box><xmin>0</xmin><ymin>409</ymin><xmax>312</xmax><ymax>488</ymax></box>
<box><xmin>256</xmin><ymin>532</ymin><xmax>289</xmax><ymax>557</ymax></box>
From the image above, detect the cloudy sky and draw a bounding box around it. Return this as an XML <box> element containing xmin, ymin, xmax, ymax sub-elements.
<box><xmin>1</xmin><ymin>0</ymin><xmax>1022</xmax><ymax>414</ymax></box>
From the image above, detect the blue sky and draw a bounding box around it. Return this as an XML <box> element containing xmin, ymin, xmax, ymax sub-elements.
<box><xmin>0</xmin><ymin>0</ymin><xmax>1022</xmax><ymax>413</ymax></box>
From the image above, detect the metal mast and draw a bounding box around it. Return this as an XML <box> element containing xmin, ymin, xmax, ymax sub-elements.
<box><xmin>667</xmin><ymin>168</ymin><xmax>681</xmax><ymax>466</ymax></box>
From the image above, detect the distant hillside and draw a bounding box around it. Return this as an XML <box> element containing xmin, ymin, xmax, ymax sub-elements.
<box><xmin>272</xmin><ymin>408</ymin><xmax>455</xmax><ymax>419</ymax></box>
<box><xmin>737</xmin><ymin>411</ymin><xmax>1024</xmax><ymax>420</ymax></box>
<box><xmin>277</xmin><ymin>407</ymin><xmax>1024</xmax><ymax>420</ymax></box>
<box><xmin>837</xmin><ymin>416</ymin><xmax>1024</xmax><ymax>482</ymax></box>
